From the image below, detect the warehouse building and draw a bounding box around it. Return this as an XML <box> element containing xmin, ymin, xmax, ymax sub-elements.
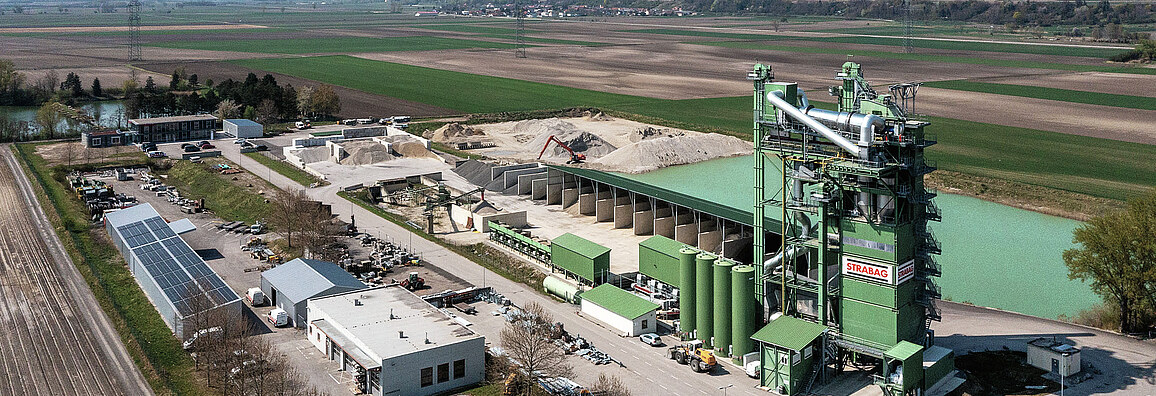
<box><xmin>105</xmin><ymin>203</ymin><xmax>241</xmax><ymax>338</ymax></box>
<box><xmin>306</xmin><ymin>285</ymin><xmax>485</xmax><ymax>396</ymax></box>
<box><xmin>129</xmin><ymin>114</ymin><xmax>218</xmax><ymax>143</ymax></box>
<box><xmin>224</xmin><ymin>118</ymin><xmax>263</xmax><ymax>138</ymax></box>
<box><xmin>260</xmin><ymin>258</ymin><xmax>367</xmax><ymax>328</ymax></box>
<box><xmin>580</xmin><ymin>284</ymin><xmax>659</xmax><ymax>336</ymax></box>
<box><xmin>549</xmin><ymin>233</ymin><xmax>610</xmax><ymax>285</ymax></box>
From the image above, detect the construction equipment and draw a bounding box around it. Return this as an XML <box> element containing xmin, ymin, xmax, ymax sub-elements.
<box><xmin>536</xmin><ymin>135</ymin><xmax>586</xmax><ymax>164</ymax></box>
<box><xmin>420</xmin><ymin>184</ymin><xmax>483</xmax><ymax>234</ymax></box>
<box><xmin>400</xmin><ymin>271</ymin><xmax>424</xmax><ymax>291</ymax></box>
<box><xmin>668</xmin><ymin>340</ymin><xmax>717</xmax><ymax>373</ymax></box>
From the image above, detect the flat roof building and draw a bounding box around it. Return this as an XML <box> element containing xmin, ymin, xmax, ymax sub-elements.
<box><xmin>129</xmin><ymin>114</ymin><xmax>218</xmax><ymax>144</ymax></box>
<box><xmin>307</xmin><ymin>285</ymin><xmax>484</xmax><ymax>396</ymax></box>
<box><xmin>580</xmin><ymin>284</ymin><xmax>659</xmax><ymax>336</ymax></box>
<box><xmin>224</xmin><ymin>119</ymin><xmax>263</xmax><ymax>138</ymax></box>
<box><xmin>260</xmin><ymin>258</ymin><xmax>366</xmax><ymax>328</ymax></box>
<box><xmin>104</xmin><ymin>203</ymin><xmax>241</xmax><ymax>338</ymax></box>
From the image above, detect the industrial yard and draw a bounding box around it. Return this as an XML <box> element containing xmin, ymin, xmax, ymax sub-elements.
<box><xmin>3</xmin><ymin>2</ymin><xmax>1156</xmax><ymax>396</ymax></box>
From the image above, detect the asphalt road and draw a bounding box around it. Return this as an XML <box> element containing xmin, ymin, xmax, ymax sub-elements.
<box><xmin>0</xmin><ymin>145</ymin><xmax>152</xmax><ymax>395</ymax></box>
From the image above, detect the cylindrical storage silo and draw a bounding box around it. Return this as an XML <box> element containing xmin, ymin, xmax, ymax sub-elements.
<box><xmin>713</xmin><ymin>258</ymin><xmax>735</xmax><ymax>355</ymax></box>
<box><xmin>695</xmin><ymin>252</ymin><xmax>716</xmax><ymax>346</ymax></box>
<box><xmin>731</xmin><ymin>265</ymin><xmax>758</xmax><ymax>356</ymax></box>
<box><xmin>678</xmin><ymin>248</ymin><xmax>698</xmax><ymax>335</ymax></box>
<box><xmin>543</xmin><ymin>275</ymin><xmax>580</xmax><ymax>304</ymax></box>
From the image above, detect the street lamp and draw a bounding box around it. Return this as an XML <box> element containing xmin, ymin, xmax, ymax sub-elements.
<box><xmin>718</xmin><ymin>384</ymin><xmax>733</xmax><ymax>396</ymax></box>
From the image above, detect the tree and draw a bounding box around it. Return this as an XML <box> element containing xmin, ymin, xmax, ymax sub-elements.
<box><xmin>144</xmin><ymin>76</ymin><xmax>156</xmax><ymax>92</ymax></box>
<box><xmin>33</xmin><ymin>70</ymin><xmax>60</xmax><ymax>102</ymax></box>
<box><xmin>269</xmin><ymin>188</ymin><xmax>311</xmax><ymax>249</ymax></box>
<box><xmin>296</xmin><ymin>85</ymin><xmax>314</xmax><ymax>118</ymax></box>
<box><xmin>170</xmin><ymin>71</ymin><xmax>181</xmax><ymax>90</ymax></box>
<box><xmin>589</xmin><ymin>373</ymin><xmax>632</xmax><ymax>396</ymax></box>
<box><xmin>256</xmin><ymin>99</ymin><xmax>279</xmax><ymax>125</ymax></box>
<box><xmin>312</xmin><ymin>84</ymin><xmax>341</xmax><ymax>118</ymax></box>
<box><xmin>188</xmin><ymin>73</ymin><xmax>198</xmax><ymax>87</ymax></box>
<box><xmin>1138</xmin><ymin>39</ymin><xmax>1156</xmax><ymax>61</ymax></box>
<box><xmin>34</xmin><ymin>102</ymin><xmax>64</xmax><ymax>139</ymax></box>
<box><xmin>242</xmin><ymin>105</ymin><xmax>256</xmax><ymax>121</ymax></box>
<box><xmin>215</xmin><ymin>98</ymin><xmax>241</xmax><ymax>119</ymax></box>
<box><xmin>91</xmin><ymin>78</ymin><xmax>102</xmax><ymax>97</ymax></box>
<box><xmin>500</xmin><ymin>301</ymin><xmax>571</xmax><ymax>394</ymax></box>
<box><xmin>0</xmin><ymin>60</ymin><xmax>26</xmax><ymax>105</ymax></box>
<box><xmin>61</xmin><ymin>72</ymin><xmax>83</xmax><ymax>97</ymax></box>
<box><xmin>1064</xmin><ymin>191</ymin><xmax>1156</xmax><ymax>333</ymax></box>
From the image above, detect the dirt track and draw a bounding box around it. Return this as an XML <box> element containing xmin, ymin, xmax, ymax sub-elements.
<box><xmin>0</xmin><ymin>146</ymin><xmax>152</xmax><ymax>395</ymax></box>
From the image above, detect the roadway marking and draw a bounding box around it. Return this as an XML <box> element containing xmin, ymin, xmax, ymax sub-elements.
<box><xmin>328</xmin><ymin>373</ymin><xmax>340</xmax><ymax>383</ymax></box>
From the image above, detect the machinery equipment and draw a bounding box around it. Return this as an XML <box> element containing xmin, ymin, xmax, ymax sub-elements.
<box><xmin>667</xmin><ymin>340</ymin><xmax>717</xmax><ymax>373</ymax></box>
<box><xmin>420</xmin><ymin>184</ymin><xmax>484</xmax><ymax>234</ymax></box>
<box><xmin>536</xmin><ymin>135</ymin><xmax>586</xmax><ymax>164</ymax></box>
<box><xmin>400</xmin><ymin>271</ymin><xmax>424</xmax><ymax>291</ymax></box>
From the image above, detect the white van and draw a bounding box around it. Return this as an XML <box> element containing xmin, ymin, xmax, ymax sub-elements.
<box><xmin>267</xmin><ymin>308</ymin><xmax>289</xmax><ymax>327</ymax></box>
<box><xmin>245</xmin><ymin>288</ymin><xmax>266</xmax><ymax>306</ymax></box>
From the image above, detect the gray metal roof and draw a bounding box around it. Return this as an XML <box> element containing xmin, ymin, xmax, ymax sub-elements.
<box><xmin>224</xmin><ymin>119</ymin><xmax>262</xmax><ymax>127</ymax></box>
<box><xmin>129</xmin><ymin>114</ymin><xmax>217</xmax><ymax>125</ymax></box>
<box><xmin>261</xmin><ymin>258</ymin><xmax>366</xmax><ymax>303</ymax></box>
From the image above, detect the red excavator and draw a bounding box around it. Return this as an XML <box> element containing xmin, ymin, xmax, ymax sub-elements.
<box><xmin>537</xmin><ymin>135</ymin><xmax>586</xmax><ymax>164</ymax></box>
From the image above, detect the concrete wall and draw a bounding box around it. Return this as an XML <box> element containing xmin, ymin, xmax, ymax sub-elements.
<box><xmin>581</xmin><ymin>299</ymin><xmax>656</xmax><ymax>336</ymax></box>
<box><xmin>503</xmin><ymin>167</ymin><xmax>545</xmax><ymax>190</ymax></box>
<box><xmin>474</xmin><ymin>211</ymin><xmax>527</xmax><ymax>233</ymax></box>
<box><xmin>1027</xmin><ymin>345</ymin><xmax>1080</xmax><ymax>376</ymax></box>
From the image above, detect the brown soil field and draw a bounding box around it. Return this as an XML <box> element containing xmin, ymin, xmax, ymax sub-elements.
<box><xmin>980</xmin><ymin>71</ymin><xmax>1156</xmax><ymax>98</ymax></box>
<box><xmin>139</xmin><ymin>61</ymin><xmax>456</xmax><ymax>118</ymax></box>
<box><xmin>16</xmin><ymin>66</ymin><xmax>167</xmax><ymax>90</ymax></box>
<box><xmin>0</xmin><ymin>24</ymin><xmax>267</xmax><ymax>34</ymax></box>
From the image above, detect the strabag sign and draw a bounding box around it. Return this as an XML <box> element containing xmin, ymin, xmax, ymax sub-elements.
<box><xmin>842</xmin><ymin>256</ymin><xmax>915</xmax><ymax>285</ymax></box>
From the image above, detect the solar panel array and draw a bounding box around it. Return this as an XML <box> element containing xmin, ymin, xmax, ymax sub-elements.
<box><xmin>116</xmin><ymin>218</ymin><xmax>238</xmax><ymax>317</ymax></box>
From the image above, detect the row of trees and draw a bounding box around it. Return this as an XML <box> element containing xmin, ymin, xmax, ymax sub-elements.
<box><xmin>0</xmin><ymin>60</ymin><xmax>109</xmax><ymax>106</ymax></box>
<box><xmin>267</xmin><ymin>188</ymin><xmax>346</xmax><ymax>262</ymax></box>
<box><xmin>125</xmin><ymin>70</ymin><xmax>340</xmax><ymax>123</ymax></box>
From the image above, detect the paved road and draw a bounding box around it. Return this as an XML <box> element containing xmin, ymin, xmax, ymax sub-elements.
<box><xmin>0</xmin><ymin>145</ymin><xmax>152</xmax><ymax>395</ymax></box>
<box><xmin>218</xmin><ymin>140</ymin><xmax>1156</xmax><ymax>395</ymax></box>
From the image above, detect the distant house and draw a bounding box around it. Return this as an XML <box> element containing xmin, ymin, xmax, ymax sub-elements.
<box><xmin>129</xmin><ymin>114</ymin><xmax>218</xmax><ymax>144</ymax></box>
<box><xmin>81</xmin><ymin>129</ymin><xmax>131</xmax><ymax>148</ymax></box>
<box><xmin>224</xmin><ymin>119</ymin><xmax>263</xmax><ymax>138</ymax></box>
<box><xmin>414</xmin><ymin>11</ymin><xmax>438</xmax><ymax>17</ymax></box>
<box><xmin>260</xmin><ymin>258</ymin><xmax>367</xmax><ymax>328</ymax></box>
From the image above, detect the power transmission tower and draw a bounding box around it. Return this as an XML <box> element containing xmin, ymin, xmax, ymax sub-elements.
<box><xmin>128</xmin><ymin>0</ymin><xmax>142</xmax><ymax>62</ymax></box>
<box><xmin>903</xmin><ymin>0</ymin><xmax>914</xmax><ymax>54</ymax></box>
<box><xmin>515</xmin><ymin>1</ymin><xmax>526</xmax><ymax>58</ymax></box>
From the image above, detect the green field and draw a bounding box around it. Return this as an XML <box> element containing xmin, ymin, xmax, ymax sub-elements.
<box><xmin>234</xmin><ymin>55</ymin><xmax>1156</xmax><ymax>201</ymax></box>
<box><xmin>148</xmin><ymin>36</ymin><xmax>516</xmax><ymax>54</ymax></box>
<box><xmin>695</xmin><ymin>41</ymin><xmax>1156</xmax><ymax>75</ymax></box>
<box><xmin>630</xmin><ymin>28</ymin><xmax>1131</xmax><ymax>58</ymax></box>
<box><xmin>244</xmin><ymin>152</ymin><xmax>326</xmax><ymax>187</ymax></box>
<box><xmin>924</xmin><ymin>80</ymin><xmax>1156</xmax><ymax>111</ymax></box>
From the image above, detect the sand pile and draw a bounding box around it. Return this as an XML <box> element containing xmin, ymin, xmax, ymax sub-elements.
<box><xmin>393</xmin><ymin>140</ymin><xmax>438</xmax><ymax>159</ymax></box>
<box><xmin>592</xmin><ymin>133</ymin><xmax>752</xmax><ymax>173</ymax></box>
<box><xmin>629</xmin><ymin>126</ymin><xmax>685</xmax><ymax>143</ymax></box>
<box><xmin>583</xmin><ymin>111</ymin><xmax>613</xmax><ymax>122</ymax></box>
<box><xmin>295</xmin><ymin>146</ymin><xmax>329</xmax><ymax>164</ymax></box>
<box><xmin>337</xmin><ymin>140</ymin><xmax>394</xmax><ymax>165</ymax></box>
<box><xmin>453</xmin><ymin>159</ymin><xmax>496</xmax><ymax>186</ymax></box>
<box><xmin>425</xmin><ymin>123</ymin><xmax>489</xmax><ymax>143</ymax></box>
<box><xmin>520</xmin><ymin>118</ymin><xmax>617</xmax><ymax>161</ymax></box>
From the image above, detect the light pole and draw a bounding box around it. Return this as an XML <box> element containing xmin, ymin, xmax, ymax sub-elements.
<box><xmin>718</xmin><ymin>384</ymin><xmax>733</xmax><ymax>396</ymax></box>
<box><xmin>1060</xmin><ymin>352</ymin><xmax>1069</xmax><ymax>396</ymax></box>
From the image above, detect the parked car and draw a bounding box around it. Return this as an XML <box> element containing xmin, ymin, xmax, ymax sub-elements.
<box><xmin>234</xmin><ymin>138</ymin><xmax>247</xmax><ymax>145</ymax></box>
<box><xmin>639</xmin><ymin>333</ymin><xmax>664</xmax><ymax>347</ymax></box>
<box><xmin>183</xmin><ymin>145</ymin><xmax>201</xmax><ymax>152</ymax></box>
<box><xmin>267</xmin><ymin>308</ymin><xmax>289</xmax><ymax>327</ymax></box>
<box><xmin>146</xmin><ymin>151</ymin><xmax>167</xmax><ymax>158</ymax></box>
<box><xmin>197</xmin><ymin>140</ymin><xmax>209</xmax><ymax>146</ymax></box>
<box><xmin>199</xmin><ymin>142</ymin><xmax>216</xmax><ymax>149</ymax></box>
<box><xmin>245</xmin><ymin>288</ymin><xmax>266</xmax><ymax>306</ymax></box>
<box><xmin>140</xmin><ymin>143</ymin><xmax>157</xmax><ymax>152</ymax></box>
<box><xmin>254</xmin><ymin>144</ymin><xmax>268</xmax><ymax>151</ymax></box>
<box><xmin>180</xmin><ymin>143</ymin><xmax>193</xmax><ymax>149</ymax></box>
<box><xmin>745</xmin><ymin>360</ymin><xmax>761</xmax><ymax>379</ymax></box>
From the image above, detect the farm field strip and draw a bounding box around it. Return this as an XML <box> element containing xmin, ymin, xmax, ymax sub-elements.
<box><xmin>147</xmin><ymin>35</ymin><xmax>517</xmax><ymax>54</ymax></box>
<box><xmin>627</xmin><ymin>27</ymin><xmax>1130</xmax><ymax>58</ymax></box>
<box><xmin>923</xmin><ymin>80</ymin><xmax>1156</xmax><ymax>111</ymax></box>
<box><xmin>234</xmin><ymin>55</ymin><xmax>1156</xmax><ymax>201</ymax></box>
<box><xmin>694</xmin><ymin>41</ymin><xmax>1156</xmax><ymax>75</ymax></box>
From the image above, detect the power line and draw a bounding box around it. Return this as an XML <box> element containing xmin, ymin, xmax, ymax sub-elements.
<box><xmin>903</xmin><ymin>0</ymin><xmax>914</xmax><ymax>54</ymax></box>
<box><xmin>128</xmin><ymin>0</ymin><xmax>142</xmax><ymax>62</ymax></box>
<box><xmin>515</xmin><ymin>1</ymin><xmax>526</xmax><ymax>58</ymax></box>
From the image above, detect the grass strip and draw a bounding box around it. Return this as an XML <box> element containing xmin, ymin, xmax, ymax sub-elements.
<box><xmin>12</xmin><ymin>144</ymin><xmax>203</xmax><ymax>395</ymax></box>
<box><xmin>923</xmin><ymin>80</ymin><xmax>1156</xmax><ymax>111</ymax></box>
<box><xmin>694</xmin><ymin>41</ymin><xmax>1156</xmax><ymax>75</ymax></box>
<box><xmin>161</xmin><ymin>160</ymin><xmax>272</xmax><ymax>224</ymax></box>
<box><xmin>339</xmin><ymin>190</ymin><xmax>547</xmax><ymax>290</ymax></box>
<box><xmin>243</xmin><ymin>152</ymin><xmax>328</xmax><ymax>187</ymax></box>
<box><xmin>148</xmin><ymin>36</ymin><xmax>516</xmax><ymax>54</ymax></box>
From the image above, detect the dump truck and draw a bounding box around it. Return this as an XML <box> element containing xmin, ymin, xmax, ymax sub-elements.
<box><xmin>668</xmin><ymin>340</ymin><xmax>717</xmax><ymax>373</ymax></box>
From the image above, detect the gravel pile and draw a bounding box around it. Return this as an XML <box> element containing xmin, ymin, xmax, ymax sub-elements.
<box><xmin>520</xmin><ymin>118</ymin><xmax>617</xmax><ymax>161</ymax></box>
<box><xmin>337</xmin><ymin>140</ymin><xmax>394</xmax><ymax>165</ymax></box>
<box><xmin>592</xmin><ymin>133</ymin><xmax>752</xmax><ymax>173</ymax></box>
<box><xmin>454</xmin><ymin>159</ymin><xmax>496</xmax><ymax>187</ymax></box>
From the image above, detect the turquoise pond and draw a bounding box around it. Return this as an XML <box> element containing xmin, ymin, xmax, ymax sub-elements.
<box><xmin>615</xmin><ymin>155</ymin><xmax>1098</xmax><ymax>319</ymax></box>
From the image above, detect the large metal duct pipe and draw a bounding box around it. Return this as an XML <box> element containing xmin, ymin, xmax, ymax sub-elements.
<box><xmin>767</xmin><ymin>91</ymin><xmax>864</xmax><ymax>159</ymax></box>
<box><xmin>803</xmin><ymin>108</ymin><xmax>885</xmax><ymax>149</ymax></box>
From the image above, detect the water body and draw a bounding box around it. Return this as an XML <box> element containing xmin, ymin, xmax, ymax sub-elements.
<box><xmin>0</xmin><ymin>101</ymin><xmax>127</xmax><ymax>135</ymax></box>
<box><xmin>615</xmin><ymin>155</ymin><xmax>1098</xmax><ymax>319</ymax></box>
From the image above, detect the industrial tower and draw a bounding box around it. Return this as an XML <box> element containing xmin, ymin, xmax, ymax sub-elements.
<box><xmin>128</xmin><ymin>0</ymin><xmax>142</xmax><ymax>62</ymax></box>
<box><xmin>514</xmin><ymin>1</ymin><xmax>527</xmax><ymax>58</ymax></box>
<box><xmin>749</xmin><ymin>62</ymin><xmax>943</xmax><ymax>395</ymax></box>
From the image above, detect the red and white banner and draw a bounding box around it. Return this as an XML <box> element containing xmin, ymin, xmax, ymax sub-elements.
<box><xmin>843</xmin><ymin>256</ymin><xmax>915</xmax><ymax>285</ymax></box>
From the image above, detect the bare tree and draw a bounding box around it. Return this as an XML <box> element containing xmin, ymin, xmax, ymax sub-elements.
<box><xmin>215</xmin><ymin>98</ymin><xmax>241</xmax><ymax>120</ymax></box>
<box><xmin>269</xmin><ymin>188</ymin><xmax>312</xmax><ymax>249</ymax></box>
<box><xmin>296</xmin><ymin>86</ymin><xmax>314</xmax><ymax>119</ymax></box>
<box><xmin>62</xmin><ymin>141</ymin><xmax>78</xmax><ymax>166</ymax></box>
<box><xmin>500</xmin><ymin>301</ymin><xmax>572</xmax><ymax>394</ymax></box>
<box><xmin>312</xmin><ymin>84</ymin><xmax>341</xmax><ymax>118</ymax></box>
<box><xmin>588</xmin><ymin>373</ymin><xmax>631</xmax><ymax>396</ymax></box>
<box><xmin>255</xmin><ymin>99</ymin><xmax>279</xmax><ymax>125</ymax></box>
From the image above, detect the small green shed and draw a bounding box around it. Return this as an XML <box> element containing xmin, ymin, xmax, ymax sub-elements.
<box><xmin>550</xmin><ymin>233</ymin><xmax>610</xmax><ymax>285</ymax></box>
<box><xmin>752</xmin><ymin>315</ymin><xmax>827</xmax><ymax>395</ymax></box>
<box><xmin>638</xmin><ymin>235</ymin><xmax>682</xmax><ymax>286</ymax></box>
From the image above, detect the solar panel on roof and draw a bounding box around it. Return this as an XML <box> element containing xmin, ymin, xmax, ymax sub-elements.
<box><xmin>145</xmin><ymin>217</ymin><xmax>176</xmax><ymax>239</ymax></box>
<box><xmin>122</xmin><ymin>216</ymin><xmax>240</xmax><ymax>317</ymax></box>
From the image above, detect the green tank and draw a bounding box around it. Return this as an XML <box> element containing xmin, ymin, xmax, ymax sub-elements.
<box><xmin>678</xmin><ymin>247</ymin><xmax>698</xmax><ymax>335</ymax></box>
<box><xmin>695</xmin><ymin>252</ymin><xmax>716</xmax><ymax>346</ymax></box>
<box><xmin>731</xmin><ymin>265</ymin><xmax>757</xmax><ymax>356</ymax></box>
<box><xmin>713</xmin><ymin>258</ymin><xmax>735</xmax><ymax>355</ymax></box>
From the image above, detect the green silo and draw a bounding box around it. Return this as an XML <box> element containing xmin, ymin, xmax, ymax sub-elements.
<box><xmin>731</xmin><ymin>265</ymin><xmax>757</xmax><ymax>356</ymax></box>
<box><xmin>713</xmin><ymin>258</ymin><xmax>735</xmax><ymax>355</ymax></box>
<box><xmin>695</xmin><ymin>252</ymin><xmax>716</xmax><ymax>346</ymax></box>
<box><xmin>678</xmin><ymin>247</ymin><xmax>698</xmax><ymax>335</ymax></box>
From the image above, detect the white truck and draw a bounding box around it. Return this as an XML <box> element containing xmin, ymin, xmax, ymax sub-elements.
<box><xmin>267</xmin><ymin>308</ymin><xmax>289</xmax><ymax>327</ymax></box>
<box><xmin>245</xmin><ymin>288</ymin><xmax>266</xmax><ymax>306</ymax></box>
